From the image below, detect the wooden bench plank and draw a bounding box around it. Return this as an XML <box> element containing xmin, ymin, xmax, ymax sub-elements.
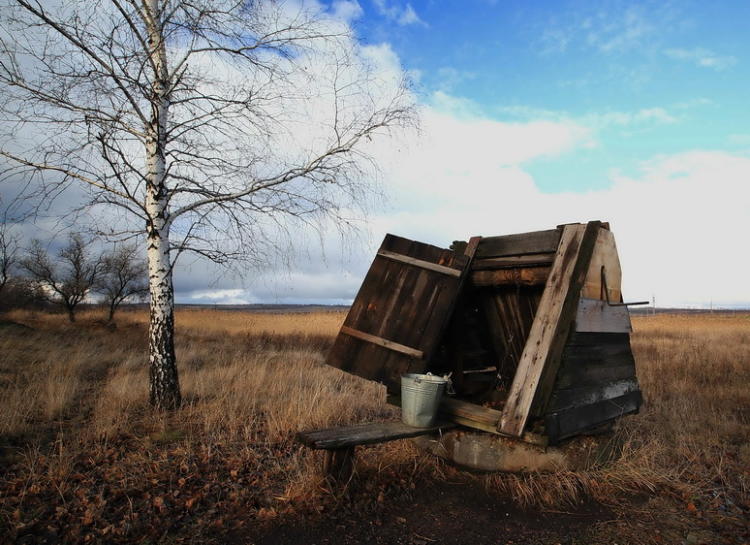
<box><xmin>296</xmin><ymin>420</ymin><xmax>455</xmax><ymax>450</ymax></box>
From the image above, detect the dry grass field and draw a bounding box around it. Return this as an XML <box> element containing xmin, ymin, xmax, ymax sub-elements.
<box><xmin>0</xmin><ymin>308</ymin><xmax>748</xmax><ymax>544</ymax></box>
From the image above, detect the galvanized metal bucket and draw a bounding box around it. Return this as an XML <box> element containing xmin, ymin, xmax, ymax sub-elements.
<box><xmin>401</xmin><ymin>373</ymin><xmax>448</xmax><ymax>427</ymax></box>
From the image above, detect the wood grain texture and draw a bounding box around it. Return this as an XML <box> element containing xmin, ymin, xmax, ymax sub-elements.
<box><xmin>575</xmin><ymin>298</ymin><xmax>632</xmax><ymax>333</ymax></box>
<box><xmin>553</xmin><ymin>332</ymin><xmax>637</xmax><ymax>390</ymax></box>
<box><xmin>470</xmin><ymin>267</ymin><xmax>550</xmax><ymax>287</ymax></box>
<box><xmin>471</xmin><ymin>255</ymin><xmax>555</xmax><ymax>270</ymax></box>
<box><xmin>476</xmin><ymin>229</ymin><xmax>562</xmax><ymax>258</ymax></box>
<box><xmin>545</xmin><ymin>390</ymin><xmax>642</xmax><ymax>444</ymax></box>
<box><xmin>479</xmin><ymin>285</ymin><xmax>544</xmax><ymax>386</ymax></box>
<box><xmin>297</xmin><ymin>420</ymin><xmax>455</xmax><ymax>449</ymax></box>
<box><xmin>339</xmin><ymin>326</ymin><xmax>424</xmax><ymax>359</ymax></box>
<box><xmin>548</xmin><ymin>378</ymin><xmax>639</xmax><ymax>412</ymax></box>
<box><xmin>498</xmin><ymin>222</ymin><xmax>601</xmax><ymax>437</ymax></box>
<box><xmin>377</xmin><ymin>250</ymin><xmax>462</xmax><ymax>277</ymax></box>
<box><xmin>582</xmin><ymin>228</ymin><xmax>622</xmax><ymax>301</ymax></box>
<box><xmin>326</xmin><ymin>234</ymin><xmax>473</xmax><ymax>393</ymax></box>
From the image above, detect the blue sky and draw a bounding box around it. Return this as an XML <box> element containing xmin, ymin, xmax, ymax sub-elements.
<box><xmin>5</xmin><ymin>0</ymin><xmax>749</xmax><ymax>308</ymax></box>
<box><xmin>175</xmin><ymin>0</ymin><xmax>750</xmax><ymax>307</ymax></box>
<box><xmin>353</xmin><ymin>0</ymin><xmax>750</xmax><ymax>192</ymax></box>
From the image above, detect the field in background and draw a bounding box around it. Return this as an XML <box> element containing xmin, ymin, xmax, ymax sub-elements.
<box><xmin>0</xmin><ymin>309</ymin><xmax>748</xmax><ymax>544</ymax></box>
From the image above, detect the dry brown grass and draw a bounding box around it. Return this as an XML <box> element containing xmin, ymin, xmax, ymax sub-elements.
<box><xmin>1</xmin><ymin>309</ymin><xmax>748</xmax><ymax>543</ymax></box>
<box><xmin>483</xmin><ymin>312</ymin><xmax>750</xmax><ymax>538</ymax></box>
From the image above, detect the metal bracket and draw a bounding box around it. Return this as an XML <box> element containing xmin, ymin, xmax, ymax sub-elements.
<box><xmin>600</xmin><ymin>266</ymin><xmax>649</xmax><ymax>307</ymax></box>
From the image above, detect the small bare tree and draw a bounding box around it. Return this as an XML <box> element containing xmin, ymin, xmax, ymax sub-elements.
<box><xmin>98</xmin><ymin>244</ymin><xmax>148</xmax><ymax>322</ymax></box>
<box><xmin>21</xmin><ymin>233</ymin><xmax>102</xmax><ymax>322</ymax></box>
<box><xmin>0</xmin><ymin>1</ymin><xmax>415</xmax><ymax>408</ymax></box>
<box><xmin>0</xmin><ymin>223</ymin><xmax>19</xmax><ymax>294</ymax></box>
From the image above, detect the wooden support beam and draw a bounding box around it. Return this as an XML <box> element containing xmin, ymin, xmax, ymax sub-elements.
<box><xmin>476</xmin><ymin>229</ymin><xmax>562</xmax><ymax>258</ymax></box>
<box><xmin>339</xmin><ymin>326</ymin><xmax>424</xmax><ymax>359</ymax></box>
<box><xmin>385</xmin><ymin>396</ymin><xmax>548</xmax><ymax>447</ymax></box>
<box><xmin>470</xmin><ymin>266</ymin><xmax>550</xmax><ymax>287</ymax></box>
<box><xmin>377</xmin><ymin>250</ymin><xmax>462</xmax><ymax>277</ymax></box>
<box><xmin>323</xmin><ymin>447</ymin><xmax>355</xmax><ymax>482</ymax></box>
<box><xmin>471</xmin><ymin>255</ymin><xmax>555</xmax><ymax>270</ymax></box>
<box><xmin>498</xmin><ymin>221</ymin><xmax>601</xmax><ymax>437</ymax></box>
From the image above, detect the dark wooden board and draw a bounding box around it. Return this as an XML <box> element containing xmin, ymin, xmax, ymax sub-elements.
<box><xmin>479</xmin><ymin>285</ymin><xmax>544</xmax><ymax>386</ymax></box>
<box><xmin>471</xmin><ymin>255</ymin><xmax>555</xmax><ymax>270</ymax></box>
<box><xmin>297</xmin><ymin>420</ymin><xmax>455</xmax><ymax>449</ymax></box>
<box><xmin>548</xmin><ymin>378</ymin><xmax>639</xmax><ymax>412</ymax></box>
<box><xmin>476</xmin><ymin>229</ymin><xmax>562</xmax><ymax>259</ymax></box>
<box><xmin>553</xmin><ymin>332</ymin><xmax>637</xmax><ymax>389</ymax></box>
<box><xmin>545</xmin><ymin>390</ymin><xmax>642</xmax><ymax>444</ymax></box>
<box><xmin>554</xmin><ymin>361</ymin><xmax>637</xmax><ymax>390</ymax></box>
<box><xmin>326</xmin><ymin>234</ymin><xmax>474</xmax><ymax>392</ymax></box>
<box><xmin>470</xmin><ymin>267</ymin><xmax>550</xmax><ymax>287</ymax></box>
<box><xmin>564</xmin><ymin>331</ymin><xmax>632</xmax><ymax>347</ymax></box>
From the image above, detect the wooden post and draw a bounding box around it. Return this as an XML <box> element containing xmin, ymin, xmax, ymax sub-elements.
<box><xmin>322</xmin><ymin>447</ymin><xmax>355</xmax><ymax>482</ymax></box>
<box><xmin>498</xmin><ymin>222</ymin><xmax>601</xmax><ymax>437</ymax></box>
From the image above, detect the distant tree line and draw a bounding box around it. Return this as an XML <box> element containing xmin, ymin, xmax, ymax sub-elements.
<box><xmin>0</xmin><ymin>227</ymin><xmax>147</xmax><ymax>322</ymax></box>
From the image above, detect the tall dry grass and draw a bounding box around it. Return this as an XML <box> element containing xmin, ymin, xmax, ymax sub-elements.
<box><xmin>485</xmin><ymin>313</ymin><xmax>750</xmax><ymax>516</ymax></box>
<box><xmin>1</xmin><ymin>308</ymin><xmax>748</xmax><ymax>543</ymax></box>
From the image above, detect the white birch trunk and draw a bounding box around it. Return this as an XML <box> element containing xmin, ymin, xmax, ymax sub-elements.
<box><xmin>145</xmin><ymin>0</ymin><xmax>180</xmax><ymax>409</ymax></box>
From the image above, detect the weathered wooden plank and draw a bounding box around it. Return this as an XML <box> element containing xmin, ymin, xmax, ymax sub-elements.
<box><xmin>323</xmin><ymin>447</ymin><xmax>355</xmax><ymax>482</ymax></box>
<box><xmin>470</xmin><ymin>267</ymin><xmax>550</xmax><ymax>287</ymax></box>
<box><xmin>471</xmin><ymin>255</ymin><xmax>555</xmax><ymax>270</ymax></box>
<box><xmin>339</xmin><ymin>325</ymin><xmax>424</xmax><ymax>359</ymax></box>
<box><xmin>555</xmin><ymin>362</ymin><xmax>636</xmax><ymax>390</ymax></box>
<box><xmin>327</xmin><ymin>234</ymin><xmax>474</xmax><ymax>392</ymax></box>
<box><xmin>386</xmin><ymin>396</ymin><xmax>549</xmax><ymax>446</ymax></box>
<box><xmin>377</xmin><ymin>250</ymin><xmax>462</xmax><ymax>277</ymax></box>
<box><xmin>548</xmin><ymin>378</ymin><xmax>640</xmax><ymax>411</ymax></box>
<box><xmin>476</xmin><ymin>229</ymin><xmax>562</xmax><ymax>258</ymax></box>
<box><xmin>564</xmin><ymin>331</ymin><xmax>633</xmax><ymax>349</ymax></box>
<box><xmin>545</xmin><ymin>390</ymin><xmax>642</xmax><ymax>444</ymax></box>
<box><xmin>582</xmin><ymin>228</ymin><xmax>622</xmax><ymax>301</ymax></box>
<box><xmin>498</xmin><ymin>222</ymin><xmax>601</xmax><ymax>437</ymax></box>
<box><xmin>297</xmin><ymin>420</ymin><xmax>455</xmax><ymax>450</ymax></box>
<box><xmin>575</xmin><ymin>298</ymin><xmax>632</xmax><ymax>333</ymax></box>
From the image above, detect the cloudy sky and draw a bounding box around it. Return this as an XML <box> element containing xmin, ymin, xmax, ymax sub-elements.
<box><xmin>6</xmin><ymin>0</ymin><xmax>750</xmax><ymax>308</ymax></box>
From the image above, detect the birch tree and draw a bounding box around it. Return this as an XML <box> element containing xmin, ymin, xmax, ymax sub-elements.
<box><xmin>0</xmin><ymin>1</ymin><xmax>414</xmax><ymax>408</ymax></box>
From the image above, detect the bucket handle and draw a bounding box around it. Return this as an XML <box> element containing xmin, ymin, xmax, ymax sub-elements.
<box><xmin>417</xmin><ymin>372</ymin><xmax>455</xmax><ymax>395</ymax></box>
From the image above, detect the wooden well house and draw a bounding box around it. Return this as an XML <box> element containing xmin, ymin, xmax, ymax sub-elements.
<box><xmin>325</xmin><ymin>221</ymin><xmax>643</xmax><ymax>446</ymax></box>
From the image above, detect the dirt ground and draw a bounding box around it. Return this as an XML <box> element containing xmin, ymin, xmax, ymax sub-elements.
<box><xmin>249</xmin><ymin>475</ymin><xmax>748</xmax><ymax>545</ymax></box>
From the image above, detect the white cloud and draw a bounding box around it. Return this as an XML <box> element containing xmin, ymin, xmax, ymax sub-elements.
<box><xmin>372</xmin><ymin>0</ymin><xmax>427</xmax><ymax>26</ymax></box>
<box><xmin>664</xmin><ymin>48</ymin><xmax>737</xmax><ymax>71</ymax></box>
<box><xmin>367</xmin><ymin>126</ymin><xmax>750</xmax><ymax>307</ymax></box>
<box><xmin>330</xmin><ymin>0</ymin><xmax>363</xmax><ymax>22</ymax></box>
<box><xmin>187</xmin><ymin>289</ymin><xmax>252</xmax><ymax>305</ymax></box>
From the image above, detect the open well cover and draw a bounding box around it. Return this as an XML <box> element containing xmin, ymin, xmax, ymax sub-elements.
<box><xmin>326</xmin><ymin>222</ymin><xmax>642</xmax><ymax>444</ymax></box>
